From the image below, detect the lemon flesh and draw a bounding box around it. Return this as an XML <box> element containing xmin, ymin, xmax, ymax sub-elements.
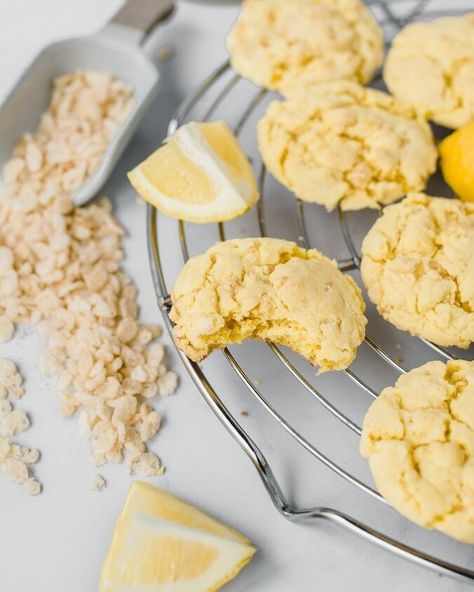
<box><xmin>99</xmin><ymin>481</ymin><xmax>255</xmax><ymax>592</ymax></box>
<box><xmin>128</xmin><ymin>121</ymin><xmax>258</xmax><ymax>223</ymax></box>
<box><xmin>440</xmin><ymin>121</ymin><xmax>474</xmax><ymax>202</ymax></box>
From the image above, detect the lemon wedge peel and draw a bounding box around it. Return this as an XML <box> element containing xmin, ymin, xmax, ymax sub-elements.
<box><xmin>128</xmin><ymin>121</ymin><xmax>259</xmax><ymax>223</ymax></box>
<box><xmin>99</xmin><ymin>481</ymin><xmax>255</xmax><ymax>592</ymax></box>
<box><xmin>440</xmin><ymin>121</ymin><xmax>474</xmax><ymax>203</ymax></box>
<box><xmin>107</xmin><ymin>516</ymin><xmax>255</xmax><ymax>591</ymax></box>
<box><xmin>110</xmin><ymin>481</ymin><xmax>251</xmax><ymax>546</ymax></box>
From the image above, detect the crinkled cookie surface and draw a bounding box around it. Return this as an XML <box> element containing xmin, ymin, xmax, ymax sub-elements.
<box><xmin>226</xmin><ymin>0</ymin><xmax>384</xmax><ymax>95</ymax></box>
<box><xmin>384</xmin><ymin>14</ymin><xmax>474</xmax><ymax>129</ymax></box>
<box><xmin>360</xmin><ymin>360</ymin><xmax>474</xmax><ymax>543</ymax></box>
<box><xmin>258</xmin><ymin>82</ymin><xmax>437</xmax><ymax>211</ymax></box>
<box><xmin>361</xmin><ymin>193</ymin><xmax>474</xmax><ymax>347</ymax></box>
<box><xmin>170</xmin><ymin>238</ymin><xmax>366</xmax><ymax>372</ymax></box>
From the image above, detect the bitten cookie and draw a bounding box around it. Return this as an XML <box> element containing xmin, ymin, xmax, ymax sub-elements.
<box><xmin>226</xmin><ymin>0</ymin><xmax>384</xmax><ymax>95</ymax></box>
<box><xmin>384</xmin><ymin>14</ymin><xmax>474</xmax><ymax>129</ymax></box>
<box><xmin>258</xmin><ymin>82</ymin><xmax>437</xmax><ymax>211</ymax></box>
<box><xmin>170</xmin><ymin>237</ymin><xmax>366</xmax><ymax>372</ymax></box>
<box><xmin>361</xmin><ymin>193</ymin><xmax>474</xmax><ymax>348</ymax></box>
<box><xmin>360</xmin><ymin>360</ymin><xmax>474</xmax><ymax>543</ymax></box>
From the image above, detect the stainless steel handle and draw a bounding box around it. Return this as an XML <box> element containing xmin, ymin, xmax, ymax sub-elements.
<box><xmin>110</xmin><ymin>0</ymin><xmax>175</xmax><ymax>41</ymax></box>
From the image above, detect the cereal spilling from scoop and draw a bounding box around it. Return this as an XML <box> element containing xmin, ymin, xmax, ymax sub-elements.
<box><xmin>0</xmin><ymin>359</ymin><xmax>41</xmax><ymax>495</ymax></box>
<box><xmin>0</xmin><ymin>70</ymin><xmax>178</xmax><ymax>480</ymax></box>
<box><xmin>3</xmin><ymin>70</ymin><xmax>134</xmax><ymax>193</ymax></box>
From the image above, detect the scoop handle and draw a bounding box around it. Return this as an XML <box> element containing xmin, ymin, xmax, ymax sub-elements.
<box><xmin>110</xmin><ymin>0</ymin><xmax>175</xmax><ymax>41</ymax></box>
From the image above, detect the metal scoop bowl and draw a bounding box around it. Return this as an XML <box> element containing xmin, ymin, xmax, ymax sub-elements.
<box><xmin>0</xmin><ymin>0</ymin><xmax>174</xmax><ymax>206</ymax></box>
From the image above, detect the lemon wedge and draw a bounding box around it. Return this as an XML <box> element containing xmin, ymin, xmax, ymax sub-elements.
<box><xmin>99</xmin><ymin>481</ymin><xmax>255</xmax><ymax>592</ymax></box>
<box><xmin>128</xmin><ymin>121</ymin><xmax>259</xmax><ymax>223</ymax></box>
<box><xmin>440</xmin><ymin>121</ymin><xmax>474</xmax><ymax>202</ymax></box>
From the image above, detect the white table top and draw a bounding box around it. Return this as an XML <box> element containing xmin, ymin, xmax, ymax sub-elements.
<box><xmin>0</xmin><ymin>1</ymin><xmax>472</xmax><ymax>591</ymax></box>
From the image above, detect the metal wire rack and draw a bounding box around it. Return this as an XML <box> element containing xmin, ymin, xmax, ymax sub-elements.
<box><xmin>146</xmin><ymin>0</ymin><xmax>474</xmax><ymax>584</ymax></box>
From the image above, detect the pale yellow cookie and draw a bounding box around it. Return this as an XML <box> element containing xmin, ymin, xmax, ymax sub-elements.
<box><xmin>226</xmin><ymin>0</ymin><xmax>384</xmax><ymax>95</ymax></box>
<box><xmin>258</xmin><ymin>82</ymin><xmax>437</xmax><ymax>211</ymax></box>
<box><xmin>360</xmin><ymin>360</ymin><xmax>474</xmax><ymax>543</ymax></box>
<box><xmin>385</xmin><ymin>14</ymin><xmax>474</xmax><ymax>129</ymax></box>
<box><xmin>361</xmin><ymin>193</ymin><xmax>474</xmax><ymax>348</ymax></box>
<box><xmin>170</xmin><ymin>238</ymin><xmax>366</xmax><ymax>372</ymax></box>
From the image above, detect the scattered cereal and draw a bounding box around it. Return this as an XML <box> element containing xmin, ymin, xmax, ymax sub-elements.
<box><xmin>0</xmin><ymin>438</ymin><xmax>10</xmax><ymax>460</ymax></box>
<box><xmin>15</xmin><ymin>446</ymin><xmax>40</xmax><ymax>464</ymax></box>
<box><xmin>0</xmin><ymin>400</ymin><xmax>12</xmax><ymax>420</ymax></box>
<box><xmin>2</xmin><ymin>409</ymin><xmax>30</xmax><ymax>437</ymax></box>
<box><xmin>127</xmin><ymin>451</ymin><xmax>164</xmax><ymax>477</ymax></box>
<box><xmin>0</xmin><ymin>318</ymin><xmax>14</xmax><ymax>343</ymax></box>
<box><xmin>158</xmin><ymin>371</ymin><xmax>178</xmax><ymax>397</ymax></box>
<box><xmin>137</xmin><ymin>410</ymin><xmax>161</xmax><ymax>442</ymax></box>
<box><xmin>23</xmin><ymin>478</ymin><xmax>42</xmax><ymax>496</ymax></box>
<box><xmin>0</xmin><ymin>359</ymin><xmax>24</xmax><ymax>399</ymax></box>
<box><xmin>0</xmin><ymin>71</ymin><xmax>178</xmax><ymax>477</ymax></box>
<box><xmin>0</xmin><ymin>361</ymin><xmax>41</xmax><ymax>494</ymax></box>
<box><xmin>91</xmin><ymin>474</ymin><xmax>106</xmax><ymax>491</ymax></box>
<box><xmin>3</xmin><ymin>457</ymin><xmax>28</xmax><ymax>484</ymax></box>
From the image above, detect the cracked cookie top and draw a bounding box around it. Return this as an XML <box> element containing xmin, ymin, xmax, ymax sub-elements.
<box><xmin>170</xmin><ymin>237</ymin><xmax>366</xmax><ymax>372</ymax></box>
<box><xmin>384</xmin><ymin>13</ymin><xmax>474</xmax><ymax>129</ymax></box>
<box><xmin>360</xmin><ymin>360</ymin><xmax>474</xmax><ymax>543</ymax></box>
<box><xmin>361</xmin><ymin>193</ymin><xmax>474</xmax><ymax>348</ymax></box>
<box><xmin>258</xmin><ymin>81</ymin><xmax>437</xmax><ymax>211</ymax></box>
<box><xmin>226</xmin><ymin>0</ymin><xmax>384</xmax><ymax>95</ymax></box>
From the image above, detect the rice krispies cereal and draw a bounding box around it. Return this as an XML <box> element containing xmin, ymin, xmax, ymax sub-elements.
<box><xmin>0</xmin><ymin>70</ymin><xmax>178</xmax><ymax>478</ymax></box>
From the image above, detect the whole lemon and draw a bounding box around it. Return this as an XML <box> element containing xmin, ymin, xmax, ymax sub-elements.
<box><xmin>440</xmin><ymin>121</ymin><xmax>474</xmax><ymax>202</ymax></box>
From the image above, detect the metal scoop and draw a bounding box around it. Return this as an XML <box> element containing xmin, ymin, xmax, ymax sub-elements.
<box><xmin>0</xmin><ymin>0</ymin><xmax>174</xmax><ymax>206</ymax></box>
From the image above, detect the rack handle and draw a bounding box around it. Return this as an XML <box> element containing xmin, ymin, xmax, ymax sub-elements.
<box><xmin>109</xmin><ymin>0</ymin><xmax>175</xmax><ymax>41</ymax></box>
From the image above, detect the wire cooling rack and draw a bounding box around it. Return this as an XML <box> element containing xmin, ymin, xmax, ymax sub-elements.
<box><xmin>146</xmin><ymin>0</ymin><xmax>474</xmax><ymax>584</ymax></box>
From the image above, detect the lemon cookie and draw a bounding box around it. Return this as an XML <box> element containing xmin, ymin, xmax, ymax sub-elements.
<box><xmin>170</xmin><ymin>238</ymin><xmax>366</xmax><ymax>372</ymax></box>
<box><xmin>258</xmin><ymin>82</ymin><xmax>437</xmax><ymax>211</ymax></box>
<box><xmin>361</xmin><ymin>193</ymin><xmax>474</xmax><ymax>347</ymax></box>
<box><xmin>361</xmin><ymin>360</ymin><xmax>474</xmax><ymax>543</ymax></box>
<box><xmin>385</xmin><ymin>14</ymin><xmax>474</xmax><ymax>129</ymax></box>
<box><xmin>226</xmin><ymin>0</ymin><xmax>384</xmax><ymax>95</ymax></box>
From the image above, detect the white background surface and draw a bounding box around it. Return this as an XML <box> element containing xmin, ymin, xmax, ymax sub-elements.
<box><xmin>0</xmin><ymin>1</ymin><xmax>473</xmax><ymax>591</ymax></box>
